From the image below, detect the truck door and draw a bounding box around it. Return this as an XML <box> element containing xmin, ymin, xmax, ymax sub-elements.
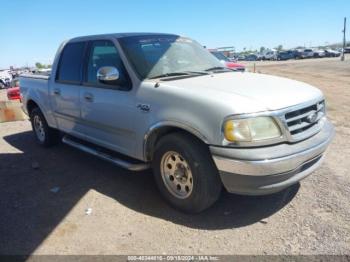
<box><xmin>79</xmin><ymin>40</ymin><xmax>136</xmax><ymax>157</ymax></box>
<box><xmin>50</xmin><ymin>41</ymin><xmax>86</xmax><ymax>136</ymax></box>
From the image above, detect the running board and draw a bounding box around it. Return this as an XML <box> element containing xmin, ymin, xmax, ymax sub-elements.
<box><xmin>62</xmin><ymin>136</ymin><xmax>150</xmax><ymax>171</ymax></box>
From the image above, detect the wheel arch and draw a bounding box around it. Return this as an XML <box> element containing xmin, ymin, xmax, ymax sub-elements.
<box><xmin>143</xmin><ymin>121</ymin><xmax>209</xmax><ymax>161</ymax></box>
<box><xmin>26</xmin><ymin>98</ymin><xmax>58</xmax><ymax>129</ymax></box>
<box><xmin>26</xmin><ymin>99</ymin><xmax>40</xmax><ymax>115</ymax></box>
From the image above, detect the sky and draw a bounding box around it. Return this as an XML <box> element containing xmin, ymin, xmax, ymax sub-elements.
<box><xmin>0</xmin><ymin>0</ymin><xmax>348</xmax><ymax>68</ymax></box>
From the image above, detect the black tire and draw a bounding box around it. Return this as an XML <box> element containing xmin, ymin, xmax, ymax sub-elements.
<box><xmin>30</xmin><ymin>107</ymin><xmax>59</xmax><ymax>147</ymax></box>
<box><xmin>152</xmin><ymin>132</ymin><xmax>222</xmax><ymax>213</ymax></box>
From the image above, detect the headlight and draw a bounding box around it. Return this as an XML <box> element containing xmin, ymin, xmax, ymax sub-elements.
<box><xmin>224</xmin><ymin>117</ymin><xmax>281</xmax><ymax>142</ymax></box>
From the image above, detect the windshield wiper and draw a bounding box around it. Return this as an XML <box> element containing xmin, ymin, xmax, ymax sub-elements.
<box><xmin>204</xmin><ymin>66</ymin><xmax>232</xmax><ymax>72</ymax></box>
<box><xmin>148</xmin><ymin>71</ymin><xmax>208</xmax><ymax>79</ymax></box>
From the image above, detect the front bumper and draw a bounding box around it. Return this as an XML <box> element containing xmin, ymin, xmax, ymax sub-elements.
<box><xmin>210</xmin><ymin>120</ymin><xmax>335</xmax><ymax>195</ymax></box>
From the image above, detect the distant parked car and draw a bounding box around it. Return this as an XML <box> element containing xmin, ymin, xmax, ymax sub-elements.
<box><xmin>227</xmin><ymin>56</ymin><xmax>237</xmax><ymax>62</ymax></box>
<box><xmin>313</xmin><ymin>49</ymin><xmax>326</xmax><ymax>58</ymax></box>
<box><xmin>262</xmin><ymin>50</ymin><xmax>277</xmax><ymax>60</ymax></box>
<box><xmin>301</xmin><ymin>49</ymin><xmax>314</xmax><ymax>59</ymax></box>
<box><xmin>324</xmin><ymin>49</ymin><xmax>341</xmax><ymax>57</ymax></box>
<box><xmin>291</xmin><ymin>49</ymin><xmax>304</xmax><ymax>59</ymax></box>
<box><xmin>210</xmin><ymin>51</ymin><xmax>245</xmax><ymax>71</ymax></box>
<box><xmin>0</xmin><ymin>69</ymin><xmax>13</xmax><ymax>88</ymax></box>
<box><xmin>0</xmin><ymin>78</ymin><xmax>11</xmax><ymax>89</ymax></box>
<box><xmin>7</xmin><ymin>79</ymin><xmax>21</xmax><ymax>101</ymax></box>
<box><xmin>0</xmin><ymin>79</ymin><xmax>6</xmax><ymax>89</ymax></box>
<box><xmin>344</xmin><ymin>47</ymin><xmax>350</xmax><ymax>54</ymax></box>
<box><xmin>277</xmin><ymin>51</ymin><xmax>294</xmax><ymax>60</ymax></box>
<box><xmin>255</xmin><ymin>54</ymin><xmax>264</xmax><ymax>61</ymax></box>
<box><xmin>237</xmin><ymin>55</ymin><xmax>246</xmax><ymax>61</ymax></box>
<box><xmin>245</xmin><ymin>54</ymin><xmax>259</xmax><ymax>61</ymax></box>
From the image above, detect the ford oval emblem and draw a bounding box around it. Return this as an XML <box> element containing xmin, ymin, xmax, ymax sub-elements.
<box><xmin>306</xmin><ymin>111</ymin><xmax>318</xmax><ymax>123</ymax></box>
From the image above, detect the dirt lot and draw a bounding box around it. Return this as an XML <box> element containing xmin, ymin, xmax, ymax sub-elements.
<box><xmin>0</xmin><ymin>56</ymin><xmax>349</xmax><ymax>256</ymax></box>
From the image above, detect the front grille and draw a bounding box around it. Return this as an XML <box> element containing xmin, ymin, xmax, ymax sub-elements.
<box><xmin>284</xmin><ymin>100</ymin><xmax>325</xmax><ymax>137</ymax></box>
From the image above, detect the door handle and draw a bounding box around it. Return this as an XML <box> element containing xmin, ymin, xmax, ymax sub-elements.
<box><xmin>53</xmin><ymin>88</ymin><xmax>61</xmax><ymax>95</ymax></box>
<box><xmin>84</xmin><ymin>93</ymin><xmax>94</xmax><ymax>102</ymax></box>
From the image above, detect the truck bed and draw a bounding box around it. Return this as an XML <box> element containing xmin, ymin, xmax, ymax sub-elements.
<box><xmin>20</xmin><ymin>73</ymin><xmax>50</xmax><ymax>80</ymax></box>
<box><xmin>19</xmin><ymin>74</ymin><xmax>50</xmax><ymax>116</ymax></box>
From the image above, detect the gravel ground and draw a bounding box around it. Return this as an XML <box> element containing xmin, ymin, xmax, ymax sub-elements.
<box><xmin>0</xmin><ymin>56</ymin><xmax>349</xmax><ymax>255</ymax></box>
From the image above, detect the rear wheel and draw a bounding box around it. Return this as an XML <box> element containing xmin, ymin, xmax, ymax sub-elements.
<box><xmin>152</xmin><ymin>133</ymin><xmax>222</xmax><ymax>213</ymax></box>
<box><xmin>30</xmin><ymin>107</ymin><xmax>59</xmax><ymax>147</ymax></box>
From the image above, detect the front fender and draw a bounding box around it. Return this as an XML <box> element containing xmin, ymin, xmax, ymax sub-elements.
<box><xmin>143</xmin><ymin>120</ymin><xmax>209</xmax><ymax>161</ymax></box>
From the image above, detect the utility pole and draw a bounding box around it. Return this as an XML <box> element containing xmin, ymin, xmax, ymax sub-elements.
<box><xmin>341</xmin><ymin>17</ymin><xmax>346</xmax><ymax>61</ymax></box>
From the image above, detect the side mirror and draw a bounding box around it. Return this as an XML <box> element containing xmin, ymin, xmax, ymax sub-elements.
<box><xmin>97</xmin><ymin>66</ymin><xmax>119</xmax><ymax>82</ymax></box>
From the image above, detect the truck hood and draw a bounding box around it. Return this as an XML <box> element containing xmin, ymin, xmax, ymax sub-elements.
<box><xmin>162</xmin><ymin>72</ymin><xmax>323</xmax><ymax>112</ymax></box>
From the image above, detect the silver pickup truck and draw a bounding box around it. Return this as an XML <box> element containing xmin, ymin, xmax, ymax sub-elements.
<box><xmin>20</xmin><ymin>33</ymin><xmax>334</xmax><ymax>213</ymax></box>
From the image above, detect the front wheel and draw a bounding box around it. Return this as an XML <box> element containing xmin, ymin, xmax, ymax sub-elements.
<box><xmin>152</xmin><ymin>133</ymin><xmax>222</xmax><ymax>213</ymax></box>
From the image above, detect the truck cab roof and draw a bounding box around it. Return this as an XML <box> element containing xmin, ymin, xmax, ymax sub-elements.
<box><xmin>68</xmin><ymin>32</ymin><xmax>179</xmax><ymax>42</ymax></box>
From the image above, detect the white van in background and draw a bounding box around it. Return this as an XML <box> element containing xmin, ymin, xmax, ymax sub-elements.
<box><xmin>261</xmin><ymin>49</ymin><xmax>278</xmax><ymax>60</ymax></box>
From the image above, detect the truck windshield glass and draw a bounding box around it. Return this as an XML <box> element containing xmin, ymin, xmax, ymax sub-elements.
<box><xmin>119</xmin><ymin>35</ymin><xmax>224</xmax><ymax>79</ymax></box>
<box><xmin>211</xmin><ymin>51</ymin><xmax>229</xmax><ymax>61</ymax></box>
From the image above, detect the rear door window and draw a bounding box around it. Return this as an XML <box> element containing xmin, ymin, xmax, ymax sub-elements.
<box><xmin>56</xmin><ymin>42</ymin><xmax>86</xmax><ymax>84</ymax></box>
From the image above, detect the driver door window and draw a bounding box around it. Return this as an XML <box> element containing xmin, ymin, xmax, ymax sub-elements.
<box><xmin>85</xmin><ymin>40</ymin><xmax>131</xmax><ymax>90</ymax></box>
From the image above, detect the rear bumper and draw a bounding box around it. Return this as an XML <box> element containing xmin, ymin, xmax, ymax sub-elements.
<box><xmin>210</xmin><ymin>120</ymin><xmax>335</xmax><ymax>195</ymax></box>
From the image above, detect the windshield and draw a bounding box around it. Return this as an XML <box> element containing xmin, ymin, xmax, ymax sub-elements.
<box><xmin>211</xmin><ymin>51</ymin><xmax>229</xmax><ymax>61</ymax></box>
<box><xmin>119</xmin><ymin>35</ymin><xmax>224</xmax><ymax>79</ymax></box>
